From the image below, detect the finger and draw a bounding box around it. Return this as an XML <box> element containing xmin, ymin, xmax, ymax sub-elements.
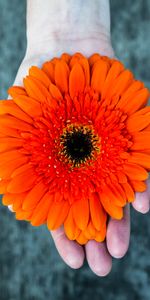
<box><xmin>147</xmin><ymin>178</ymin><xmax>150</xmax><ymax>198</ymax></box>
<box><xmin>132</xmin><ymin>190</ymin><xmax>150</xmax><ymax>214</ymax></box>
<box><xmin>132</xmin><ymin>179</ymin><xmax>150</xmax><ymax>213</ymax></box>
<box><xmin>106</xmin><ymin>204</ymin><xmax>130</xmax><ymax>258</ymax></box>
<box><xmin>85</xmin><ymin>241</ymin><xmax>112</xmax><ymax>276</ymax></box>
<box><xmin>50</xmin><ymin>226</ymin><xmax>85</xmax><ymax>269</ymax></box>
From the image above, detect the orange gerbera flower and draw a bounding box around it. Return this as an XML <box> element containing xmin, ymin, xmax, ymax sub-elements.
<box><xmin>0</xmin><ymin>52</ymin><xmax>150</xmax><ymax>245</ymax></box>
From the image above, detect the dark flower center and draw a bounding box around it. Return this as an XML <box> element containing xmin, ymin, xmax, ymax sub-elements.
<box><xmin>59</xmin><ymin>125</ymin><xmax>100</xmax><ymax>167</ymax></box>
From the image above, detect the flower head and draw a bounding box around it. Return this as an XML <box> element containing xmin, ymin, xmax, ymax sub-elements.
<box><xmin>0</xmin><ymin>52</ymin><xmax>150</xmax><ymax>244</ymax></box>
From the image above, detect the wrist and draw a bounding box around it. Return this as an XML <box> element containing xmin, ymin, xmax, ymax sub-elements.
<box><xmin>26</xmin><ymin>0</ymin><xmax>114</xmax><ymax>59</ymax></box>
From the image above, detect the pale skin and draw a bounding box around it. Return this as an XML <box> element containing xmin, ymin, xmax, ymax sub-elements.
<box><xmin>8</xmin><ymin>0</ymin><xmax>150</xmax><ymax>276</ymax></box>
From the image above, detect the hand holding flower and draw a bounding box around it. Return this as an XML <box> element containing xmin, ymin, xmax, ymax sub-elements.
<box><xmin>1</xmin><ymin>0</ymin><xmax>150</xmax><ymax>276</ymax></box>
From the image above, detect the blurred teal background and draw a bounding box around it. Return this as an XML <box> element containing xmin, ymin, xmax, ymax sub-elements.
<box><xmin>0</xmin><ymin>0</ymin><xmax>150</xmax><ymax>299</ymax></box>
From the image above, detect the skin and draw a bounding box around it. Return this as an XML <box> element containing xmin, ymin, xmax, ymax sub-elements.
<box><xmin>8</xmin><ymin>0</ymin><xmax>150</xmax><ymax>276</ymax></box>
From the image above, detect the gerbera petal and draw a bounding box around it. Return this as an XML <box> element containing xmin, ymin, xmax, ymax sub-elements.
<box><xmin>53</xmin><ymin>191</ymin><xmax>63</xmax><ymax>202</ymax></box>
<box><xmin>64</xmin><ymin>209</ymin><xmax>81</xmax><ymax>240</ymax></box>
<box><xmin>91</xmin><ymin>59</ymin><xmax>109</xmax><ymax>94</ymax></box>
<box><xmin>127</xmin><ymin>114</ymin><xmax>150</xmax><ymax>132</ymax></box>
<box><xmin>0</xmin><ymin>149</ymin><xmax>25</xmax><ymax>164</ymax></box>
<box><xmin>51</xmin><ymin>57</ymin><xmax>60</xmax><ymax>66</ymax></box>
<box><xmin>13</xmin><ymin>95</ymin><xmax>43</xmax><ymax>118</ymax></box>
<box><xmin>130</xmin><ymin>180</ymin><xmax>147</xmax><ymax>192</ymax></box>
<box><xmin>123</xmin><ymin>163</ymin><xmax>148</xmax><ymax>180</ymax></box>
<box><xmin>23</xmin><ymin>76</ymin><xmax>48</xmax><ymax>102</ymax></box>
<box><xmin>131</xmin><ymin>132</ymin><xmax>150</xmax><ymax>150</ymax></box>
<box><xmin>79</xmin><ymin>58</ymin><xmax>90</xmax><ymax>86</ymax></box>
<box><xmin>0</xmin><ymin>137</ymin><xmax>24</xmax><ymax>153</ymax></box>
<box><xmin>139</xmin><ymin>149</ymin><xmax>150</xmax><ymax>155</ymax></box>
<box><xmin>101</xmin><ymin>60</ymin><xmax>124</xmax><ymax>99</ymax></box>
<box><xmin>2</xmin><ymin>193</ymin><xmax>26</xmax><ymax>206</ymax></box>
<box><xmin>55</xmin><ymin>60</ymin><xmax>69</xmax><ymax>93</ymax></box>
<box><xmin>72</xmin><ymin>198</ymin><xmax>89</xmax><ymax>230</ymax></box>
<box><xmin>129</xmin><ymin>106</ymin><xmax>150</xmax><ymax>117</ymax></box>
<box><xmin>116</xmin><ymin>80</ymin><xmax>144</xmax><ymax>109</ymax></box>
<box><xmin>16</xmin><ymin>209</ymin><xmax>33</xmax><ymax>221</ymax></box>
<box><xmin>7</xmin><ymin>167</ymin><xmax>37</xmax><ymax>193</ymax></box>
<box><xmin>2</xmin><ymin>193</ymin><xmax>15</xmax><ymax>205</ymax></box>
<box><xmin>100</xmin><ymin>192</ymin><xmax>123</xmax><ymax>219</ymax></box>
<box><xmin>89</xmin><ymin>192</ymin><xmax>107</xmax><ymax>230</ymax></box>
<box><xmin>0</xmin><ymin>115</ymin><xmax>33</xmax><ymax>132</ymax></box>
<box><xmin>29</xmin><ymin>66</ymin><xmax>51</xmax><ymax>88</ymax></box>
<box><xmin>42</xmin><ymin>61</ymin><xmax>55</xmax><ymax>82</ymax></box>
<box><xmin>76</xmin><ymin>231</ymin><xmax>88</xmax><ymax>245</ymax></box>
<box><xmin>11</xmin><ymin>163</ymin><xmax>33</xmax><ymax>178</ymax></box>
<box><xmin>107</xmin><ymin>69</ymin><xmax>133</xmax><ymax>99</ymax></box>
<box><xmin>144</xmin><ymin>125</ymin><xmax>150</xmax><ymax>131</ymax></box>
<box><xmin>121</xmin><ymin>182</ymin><xmax>135</xmax><ymax>202</ymax></box>
<box><xmin>31</xmin><ymin>192</ymin><xmax>54</xmax><ymax>226</ymax></box>
<box><xmin>69</xmin><ymin>52</ymin><xmax>84</xmax><ymax>68</ymax></box>
<box><xmin>12</xmin><ymin>192</ymin><xmax>28</xmax><ymax>211</ymax></box>
<box><xmin>52</xmin><ymin>201</ymin><xmax>70</xmax><ymax>229</ymax></box>
<box><xmin>61</xmin><ymin>53</ymin><xmax>71</xmax><ymax>64</ymax></box>
<box><xmin>0</xmin><ymin>179</ymin><xmax>10</xmax><ymax>193</ymax></box>
<box><xmin>47</xmin><ymin>200</ymin><xmax>69</xmax><ymax>230</ymax></box>
<box><xmin>123</xmin><ymin>80</ymin><xmax>144</xmax><ymax>98</ymax></box>
<box><xmin>86</xmin><ymin>220</ymin><xmax>97</xmax><ymax>238</ymax></box>
<box><xmin>49</xmin><ymin>83</ymin><xmax>63</xmax><ymax>100</ymax></box>
<box><xmin>0</xmin><ymin>156</ymin><xmax>28</xmax><ymax>179</ymax></box>
<box><xmin>95</xmin><ymin>224</ymin><xmax>106</xmax><ymax>242</ymax></box>
<box><xmin>127</xmin><ymin>152</ymin><xmax>150</xmax><ymax>169</ymax></box>
<box><xmin>117</xmin><ymin>88</ymin><xmax>149</xmax><ymax>114</ymax></box>
<box><xmin>8</xmin><ymin>86</ymin><xmax>27</xmax><ymax>98</ymax></box>
<box><xmin>89</xmin><ymin>53</ymin><xmax>101</xmax><ymax>67</ymax></box>
<box><xmin>83</xmin><ymin>226</ymin><xmax>92</xmax><ymax>240</ymax></box>
<box><xmin>22</xmin><ymin>181</ymin><xmax>47</xmax><ymax>210</ymax></box>
<box><xmin>0</xmin><ymin>100</ymin><xmax>33</xmax><ymax>124</ymax></box>
<box><xmin>84</xmin><ymin>221</ymin><xmax>106</xmax><ymax>242</ymax></box>
<box><xmin>108</xmin><ymin>183</ymin><xmax>126</xmax><ymax>206</ymax></box>
<box><xmin>2</xmin><ymin>192</ymin><xmax>27</xmax><ymax>210</ymax></box>
<box><xmin>69</xmin><ymin>63</ymin><xmax>85</xmax><ymax>99</ymax></box>
<box><xmin>116</xmin><ymin>171</ymin><xmax>128</xmax><ymax>183</ymax></box>
<box><xmin>103</xmin><ymin>184</ymin><xmax>126</xmax><ymax>207</ymax></box>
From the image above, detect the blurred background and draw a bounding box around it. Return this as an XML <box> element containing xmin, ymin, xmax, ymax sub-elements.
<box><xmin>0</xmin><ymin>0</ymin><xmax>150</xmax><ymax>299</ymax></box>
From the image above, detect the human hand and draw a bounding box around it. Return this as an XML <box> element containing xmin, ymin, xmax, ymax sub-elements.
<box><xmin>7</xmin><ymin>0</ymin><xmax>150</xmax><ymax>276</ymax></box>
